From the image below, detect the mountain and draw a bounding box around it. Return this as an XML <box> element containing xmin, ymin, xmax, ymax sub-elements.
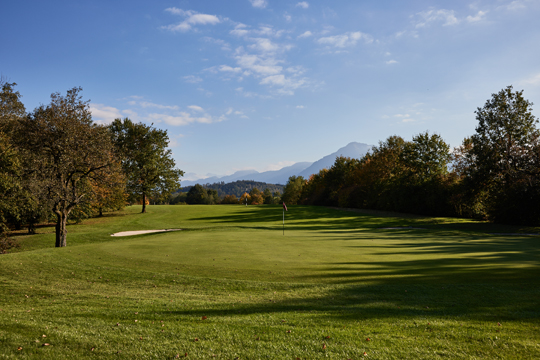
<box><xmin>248</xmin><ymin>162</ymin><xmax>312</xmax><ymax>184</ymax></box>
<box><xmin>298</xmin><ymin>142</ymin><xmax>372</xmax><ymax>179</ymax></box>
<box><xmin>181</xmin><ymin>142</ymin><xmax>372</xmax><ymax>186</ymax></box>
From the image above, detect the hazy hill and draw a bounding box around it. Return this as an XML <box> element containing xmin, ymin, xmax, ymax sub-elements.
<box><xmin>298</xmin><ymin>142</ymin><xmax>372</xmax><ymax>179</ymax></box>
<box><xmin>182</xmin><ymin>142</ymin><xmax>372</xmax><ymax>186</ymax></box>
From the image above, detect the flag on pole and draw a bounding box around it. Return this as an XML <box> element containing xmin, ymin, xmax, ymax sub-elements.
<box><xmin>282</xmin><ymin>202</ymin><xmax>287</xmax><ymax>235</ymax></box>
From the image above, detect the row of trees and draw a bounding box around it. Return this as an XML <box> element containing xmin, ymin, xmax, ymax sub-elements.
<box><xmin>173</xmin><ymin>184</ymin><xmax>282</xmax><ymax>205</ymax></box>
<box><xmin>0</xmin><ymin>81</ymin><xmax>182</xmax><ymax>249</ymax></box>
<box><xmin>282</xmin><ymin>86</ymin><xmax>540</xmax><ymax>225</ymax></box>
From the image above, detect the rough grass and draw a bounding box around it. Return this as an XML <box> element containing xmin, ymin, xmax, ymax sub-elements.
<box><xmin>1</xmin><ymin>205</ymin><xmax>539</xmax><ymax>359</ymax></box>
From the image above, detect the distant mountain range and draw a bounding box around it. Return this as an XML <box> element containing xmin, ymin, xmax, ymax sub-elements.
<box><xmin>182</xmin><ymin>142</ymin><xmax>373</xmax><ymax>186</ymax></box>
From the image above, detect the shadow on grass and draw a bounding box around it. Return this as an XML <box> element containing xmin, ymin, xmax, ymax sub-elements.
<box><xmin>181</xmin><ymin>205</ymin><xmax>540</xmax><ymax>322</ymax></box>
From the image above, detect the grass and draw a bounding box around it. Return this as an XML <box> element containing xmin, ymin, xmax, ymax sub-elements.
<box><xmin>1</xmin><ymin>204</ymin><xmax>539</xmax><ymax>359</ymax></box>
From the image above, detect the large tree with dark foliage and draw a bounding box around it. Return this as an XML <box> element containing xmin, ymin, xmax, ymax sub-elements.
<box><xmin>110</xmin><ymin>118</ymin><xmax>183</xmax><ymax>213</ymax></box>
<box><xmin>467</xmin><ymin>86</ymin><xmax>540</xmax><ymax>224</ymax></box>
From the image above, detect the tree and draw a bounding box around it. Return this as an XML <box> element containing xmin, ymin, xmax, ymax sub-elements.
<box><xmin>16</xmin><ymin>87</ymin><xmax>117</xmax><ymax>247</ymax></box>
<box><xmin>206</xmin><ymin>189</ymin><xmax>219</xmax><ymax>204</ymax></box>
<box><xmin>239</xmin><ymin>192</ymin><xmax>251</xmax><ymax>205</ymax></box>
<box><xmin>262</xmin><ymin>188</ymin><xmax>273</xmax><ymax>204</ymax></box>
<box><xmin>0</xmin><ymin>80</ymin><xmax>26</xmax><ymax>131</ymax></box>
<box><xmin>221</xmin><ymin>194</ymin><xmax>239</xmax><ymax>204</ymax></box>
<box><xmin>281</xmin><ymin>176</ymin><xmax>305</xmax><ymax>205</ymax></box>
<box><xmin>110</xmin><ymin>118</ymin><xmax>183</xmax><ymax>213</ymax></box>
<box><xmin>467</xmin><ymin>86</ymin><xmax>540</xmax><ymax>224</ymax></box>
<box><xmin>401</xmin><ymin>132</ymin><xmax>451</xmax><ymax>182</ymax></box>
<box><xmin>249</xmin><ymin>187</ymin><xmax>264</xmax><ymax>205</ymax></box>
<box><xmin>186</xmin><ymin>184</ymin><xmax>208</xmax><ymax>204</ymax></box>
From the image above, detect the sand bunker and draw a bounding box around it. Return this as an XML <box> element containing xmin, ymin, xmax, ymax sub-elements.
<box><xmin>111</xmin><ymin>229</ymin><xmax>181</xmax><ymax>237</ymax></box>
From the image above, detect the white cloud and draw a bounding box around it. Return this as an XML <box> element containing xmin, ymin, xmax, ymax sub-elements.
<box><xmin>296</xmin><ymin>105</ymin><xmax>304</xmax><ymax>109</ymax></box>
<box><xmin>203</xmin><ymin>37</ymin><xmax>231</xmax><ymax>51</ymax></box>
<box><xmin>230</xmin><ymin>24</ymin><xmax>285</xmax><ymax>38</ymax></box>
<box><xmin>219</xmin><ymin>65</ymin><xmax>242</xmax><ymax>73</ymax></box>
<box><xmin>183</xmin><ymin>75</ymin><xmax>203</xmax><ymax>83</ymax></box>
<box><xmin>230</xmin><ymin>24</ymin><xmax>250</xmax><ymax>37</ymax></box>
<box><xmin>235</xmin><ymin>52</ymin><xmax>283</xmax><ymax>76</ymax></box>
<box><xmin>188</xmin><ymin>105</ymin><xmax>204</xmax><ymax>112</ymax></box>
<box><xmin>90</xmin><ymin>104</ymin><xmax>123</xmax><ymax>124</ymax></box>
<box><xmin>284</xmin><ymin>13</ymin><xmax>292</xmax><ymax>22</ymax></box>
<box><xmin>296</xmin><ymin>2</ymin><xmax>309</xmax><ymax>9</ymax></box>
<box><xmin>260</xmin><ymin>74</ymin><xmax>306</xmax><ymax>95</ymax></box>
<box><xmin>415</xmin><ymin>9</ymin><xmax>459</xmax><ymax>28</ymax></box>
<box><xmin>137</xmin><ymin>101</ymin><xmax>179</xmax><ymax>110</ymax></box>
<box><xmin>504</xmin><ymin>0</ymin><xmax>528</xmax><ymax>10</ymax></box>
<box><xmin>317</xmin><ymin>31</ymin><xmax>373</xmax><ymax>48</ymax></box>
<box><xmin>249</xmin><ymin>0</ymin><xmax>267</xmax><ymax>9</ymax></box>
<box><xmin>386</xmin><ymin>60</ymin><xmax>398</xmax><ymax>65</ymax></box>
<box><xmin>297</xmin><ymin>30</ymin><xmax>313</xmax><ymax>39</ymax></box>
<box><xmin>163</xmin><ymin>8</ymin><xmax>220</xmax><ymax>32</ymax></box>
<box><xmin>467</xmin><ymin>10</ymin><xmax>487</xmax><ymax>22</ymax></box>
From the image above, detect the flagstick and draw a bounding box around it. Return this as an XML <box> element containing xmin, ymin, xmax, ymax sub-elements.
<box><xmin>283</xmin><ymin>208</ymin><xmax>285</xmax><ymax>236</ymax></box>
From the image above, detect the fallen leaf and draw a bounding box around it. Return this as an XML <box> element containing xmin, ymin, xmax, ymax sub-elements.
<box><xmin>194</xmin><ymin>338</ymin><xmax>199</xmax><ymax>342</ymax></box>
<box><xmin>322</xmin><ymin>343</ymin><xmax>326</xmax><ymax>349</ymax></box>
<box><xmin>364</xmin><ymin>352</ymin><xmax>368</xmax><ymax>356</ymax></box>
<box><xmin>366</xmin><ymin>338</ymin><xmax>371</xmax><ymax>341</ymax></box>
<box><xmin>91</xmin><ymin>348</ymin><xmax>95</xmax><ymax>351</ymax></box>
<box><xmin>325</xmin><ymin>335</ymin><xmax>331</xmax><ymax>339</ymax></box>
<box><xmin>498</xmin><ymin>322</ymin><xmax>501</xmax><ymax>326</ymax></box>
<box><xmin>202</xmin><ymin>316</ymin><xmax>207</xmax><ymax>320</ymax></box>
<box><xmin>17</xmin><ymin>347</ymin><xmax>22</xmax><ymax>351</ymax></box>
<box><xmin>42</xmin><ymin>335</ymin><xmax>46</xmax><ymax>338</ymax></box>
<box><xmin>42</xmin><ymin>343</ymin><xmax>50</xmax><ymax>346</ymax></box>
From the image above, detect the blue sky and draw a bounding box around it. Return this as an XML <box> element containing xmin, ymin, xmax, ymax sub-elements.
<box><xmin>2</xmin><ymin>0</ymin><xmax>540</xmax><ymax>181</ymax></box>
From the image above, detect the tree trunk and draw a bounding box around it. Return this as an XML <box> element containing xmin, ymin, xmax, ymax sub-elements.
<box><xmin>142</xmin><ymin>192</ymin><xmax>147</xmax><ymax>213</ymax></box>
<box><xmin>55</xmin><ymin>211</ymin><xmax>68</xmax><ymax>247</ymax></box>
<box><xmin>99</xmin><ymin>207</ymin><xmax>103</xmax><ymax>217</ymax></box>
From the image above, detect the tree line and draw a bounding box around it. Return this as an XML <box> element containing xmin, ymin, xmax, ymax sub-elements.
<box><xmin>281</xmin><ymin>86</ymin><xmax>540</xmax><ymax>226</ymax></box>
<box><xmin>172</xmin><ymin>180</ymin><xmax>284</xmax><ymax>205</ymax></box>
<box><xmin>0</xmin><ymin>81</ymin><xmax>182</xmax><ymax>250</ymax></box>
<box><xmin>173</xmin><ymin>182</ymin><xmax>283</xmax><ymax>205</ymax></box>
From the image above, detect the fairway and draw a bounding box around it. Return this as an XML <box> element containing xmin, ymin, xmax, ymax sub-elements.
<box><xmin>1</xmin><ymin>205</ymin><xmax>539</xmax><ymax>359</ymax></box>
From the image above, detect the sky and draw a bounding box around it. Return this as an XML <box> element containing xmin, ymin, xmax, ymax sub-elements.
<box><xmin>2</xmin><ymin>0</ymin><xmax>540</xmax><ymax>181</ymax></box>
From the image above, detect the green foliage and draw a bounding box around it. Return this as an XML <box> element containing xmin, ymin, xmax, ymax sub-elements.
<box><xmin>184</xmin><ymin>180</ymin><xmax>284</xmax><ymax>199</ymax></box>
<box><xmin>110</xmin><ymin>118</ymin><xmax>183</xmax><ymax>213</ymax></box>
<box><xmin>186</xmin><ymin>184</ymin><xmax>208</xmax><ymax>204</ymax></box>
<box><xmin>281</xmin><ymin>175</ymin><xmax>305</xmax><ymax>205</ymax></box>
<box><xmin>467</xmin><ymin>86</ymin><xmax>540</xmax><ymax>224</ymax></box>
<box><xmin>16</xmin><ymin>87</ymin><xmax>118</xmax><ymax>247</ymax></box>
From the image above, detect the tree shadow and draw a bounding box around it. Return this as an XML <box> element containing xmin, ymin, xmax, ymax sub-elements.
<box><xmin>181</xmin><ymin>205</ymin><xmax>540</xmax><ymax>322</ymax></box>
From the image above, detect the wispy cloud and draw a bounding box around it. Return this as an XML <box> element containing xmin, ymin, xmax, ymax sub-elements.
<box><xmin>89</xmin><ymin>104</ymin><xmax>124</xmax><ymax>124</ymax></box>
<box><xmin>317</xmin><ymin>31</ymin><xmax>373</xmax><ymax>48</ymax></box>
<box><xmin>386</xmin><ymin>60</ymin><xmax>398</xmax><ymax>65</ymax></box>
<box><xmin>296</xmin><ymin>2</ymin><xmax>309</xmax><ymax>9</ymax></box>
<box><xmin>163</xmin><ymin>8</ymin><xmax>220</xmax><ymax>32</ymax></box>
<box><xmin>249</xmin><ymin>0</ymin><xmax>267</xmax><ymax>9</ymax></box>
<box><xmin>467</xmin><ymin>10</ymin><xmax>487</xmax><ymax>22</ymax></box>
<box><xmin>521</xmin><ymin>72</ymin><xmax>540</xmax><ymax>86</ymax></box>
<box><xmin>188</xmin><ymin>105</ymin><xmax>204</xmax><ymax>112</ymax></box>
<box><xmin>414</xmin><ymin>9</ymin><xmax>459</xmax><ymax>28</ymax></box>
<box><xmin>297</xmin><ymin>30</ymin><xmax>313</xmax><ymax>39</ymax></box>
<box><xmin>183</xmin><ymin>75</ymin><xmax>203</xmax><ymax>83</ymax></box>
